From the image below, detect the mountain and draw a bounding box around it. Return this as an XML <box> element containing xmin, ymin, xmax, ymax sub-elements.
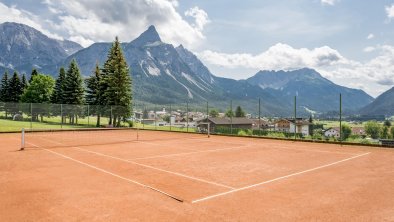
<box><xmin>360</xmin><ymin>87</ymin><xmax>394</xmax><ymax>116</ymax></box>
<box><xmin>1</xmin><ymin>22</ymin><xmax>375</xmax><ymax>116</ymax></box>
<box><xmin>246</xmin><ymin>69</ymin><xmax>374</xmax><ymax>113</ymax></box>
<box><xmin>43</xmin><ymin>25</ymin><xmax>289</xmax><ymax>115</ymax></box>
<box><xmin>0</xmin><ymin>22</ymin><xmax>82</xmax><ymax>74</ymax></box>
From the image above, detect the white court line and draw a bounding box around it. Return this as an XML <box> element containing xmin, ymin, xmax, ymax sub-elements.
<box><xmin>131</xmin><ymin>144</ymin><xmax>252</xmax><ymax>160</ymax></box>
<box><xmin>26</xmin><ymin>142</ymin><xmax>184</xmax><ymax>202</ymax></box>
<box><xmin>192</xmin><ymin>152</ymin><xmax>370</xmax><ymax>204</ymax></box>
<box><xmin>36</xmin><ymin>136</ymin><xmax>234</xmax><ymax>190</ymax></box>
<box><xmin>72</xmin><ymin>146</ymin><xmax>235</xmax><ymax>189</ymax></box>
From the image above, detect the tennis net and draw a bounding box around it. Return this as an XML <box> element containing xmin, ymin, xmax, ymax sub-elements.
<box><xmin>20</xmin><ymin>127</ymin><xmax>208</xmax><ymax>150</ymax></box>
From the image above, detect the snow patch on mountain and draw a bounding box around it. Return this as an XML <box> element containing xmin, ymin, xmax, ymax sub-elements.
<box><xmin>182</xmin><ymin>72</ymin><xmax>210</xmax><ymax>92</ymax></box>
<box><xmin>166</xmin><ymin>69</ymin><xmax>193</xmax><ymax>99</ymax></box>
<box><xmin>147</xmin><ymin>65</ymin><xmax>160</xmax><ymax>76</ymax></box>
<box><xmin>144</xmin><ymin>41</ymin><xmax>163</xmax><ymax>47</ymax></box>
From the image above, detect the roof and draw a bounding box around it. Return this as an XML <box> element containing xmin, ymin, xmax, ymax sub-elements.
<box><xmin>275</xmin><ymin>118</ymin><xmax>312</xmax><ymax>125</ymax></box>
<box><xmin>201</xmin><ymin>117</ymin><xmax>254</xmax><ymax>125</ymax></box>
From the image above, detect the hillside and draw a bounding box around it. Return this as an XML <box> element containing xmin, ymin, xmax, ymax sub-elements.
<box><xmin>247</xmin><ymin>69</ymin><xmax>374</xmax><ymax>113</ymax></box>
<box><xmin>360</xmin><ymin>87</ymin><xmax>394</xmax><ymax>116</ymax></box>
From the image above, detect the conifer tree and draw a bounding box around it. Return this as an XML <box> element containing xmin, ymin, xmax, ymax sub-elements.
<box><xmin>102</xmin><ymin>37</ymin><xmax>132</xmax><ymax>127</ymax></box>
<box><xmin>21</xmin><ymin>73</ymin><xmax>28</xmax><ymax>92</ymax></box>
<box><xmin>0</xmin><ymin>71</ymin><xmax>9</xmax><ymax>102</ymax></box>
<box><xmin>29</xmin><ymin>69</ymin><xmax>38</xmax><ymax>83</ymax></box>
<box><xmin>63</xmin><ymin>60</ymin><xmax>84</xmax><ymax>105</ymax></box>
<box><xmin>85</xmin><ymin>63</ymin><xmax>102</xmax><ymax>126</ymax></box>
<box><xmin>63</xmin><ymin>59</ymin><xmax>85</xmax><ymax>124</ymax></box>
<box><xmin>235</xmin><ymin>106</ymin><xmax>245</xmax><ymax>117</ymax></box>
<box><xmin>8</xmin><ymin>72</ymin><xmax>23</xmax><ymax>102</ymax></box>
<box><xmin>51</xmin><ymin>67</ymin><xmax>66</xmax><ymax>104</ymax></box>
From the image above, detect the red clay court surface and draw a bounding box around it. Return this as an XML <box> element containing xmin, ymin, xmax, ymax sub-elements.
<box><xmin>1</xmin><ymin>129</ymin><xmax>394</xmax><ymax>221</ymax></box>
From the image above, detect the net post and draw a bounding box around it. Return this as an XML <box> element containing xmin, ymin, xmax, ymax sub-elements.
<box><xmin>20</xmin><ymin>128</ymin><xmax>25</xmax><ymax>151</ymax></box>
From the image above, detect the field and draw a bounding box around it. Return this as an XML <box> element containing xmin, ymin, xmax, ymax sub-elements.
<box><xmin>0</xmin><ymin>116</ymin><xmax>193</xmax><ymax>132</ymax></box>
<box><xmin>1</xmin><ymin>129</ymin><xmax>394</xmax><ymax>221</ymax></box>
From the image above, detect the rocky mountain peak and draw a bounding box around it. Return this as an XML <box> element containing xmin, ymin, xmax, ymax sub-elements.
<box><xmin>130</xmin><ymin>25</ymin><xmax>162</xmax><ymax>47</ymax></box>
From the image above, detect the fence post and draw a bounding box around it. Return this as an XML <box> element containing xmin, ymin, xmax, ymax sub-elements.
<box><xmin>186</xmin><ymin>102</ymin><xmax>189</xmax><ymax>132</ymax></box>
<box><xmin>154</xmin><ymin>104</ymin><xmax>157</xmax><ymax>130</ymax></box>
<box><xmin>230</xmin><ymin>100</ymin><xmax>233</xmax><ymax>134</ymax></box>
<box><xmin>30</xmin><ymin>103</ymin><xmax>32</xmax><ymax>129</ymax></box>
<box><xmin>169</xmin><ymin>104</ymin><xmax>172</xmax><ymax>131</ymax></box>
<box><xmin>61</xmin><ymin>104</ymin><xmax>63</xmax><ymax>129</ymax></box>
<box><xmin>339</xmin><ymin>93</ymin><xmax>342</xmax><ymax>144</ymax></box>
<box><xmin>259</xmin><ymin>98</ymin><xmax>261</xmax><ymax>136</ymax></box>
<box><xmin>294</xmin><ymin>96</ymin><xmax>297</xmax><ymax>141</ymax></box>
<box><xmin>206</xmin><ymin>101</ymin><xmax>209</xmax><ymax>121</ymax></box>
<box><xmin>87</xmin><ymin>104</ymin><xmax>90</xmax><ymax>127</ymax></box>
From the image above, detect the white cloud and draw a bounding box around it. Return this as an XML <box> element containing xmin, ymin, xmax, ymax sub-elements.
<box><xmin>363</xmin><ymin>46</ymin><xmax>375</xmax><ymax>52</ymax></box>
<box><xmin>386</xmin><ymin>4</ymin><xmax>394</xmax><ymax>19</ymax></box>
<box><xmin>0</xmin><ymin>2</ymin><xmax>63</xmax><ymax>40</ymax></box>
<box><xmin>39</xmin><ymin>0</ymin><xmax>210</xmax><ymax>48</ymax></box>
<box><xmin>199</xmin><ymin>43</ymin><xmax>346</xmax><ymax>70</ymax></box>
<box><xmin>198</xmin><ymin>44</ymin><xmax>394</xmax><ymax>97</ymax></box>
<box><xmin>367</xmin><ymin>33</ymin><xmax>375</xmax><ymax>39</ymax></box>
<box><xmin>321</xmin><ymin>0</ymin><xmax>340</xmax><ymax>6</ymax></box>
<box><xmin>185</xmin><ymin>7</ymin><xmax>210</xmax><ymax>32</ymax></box>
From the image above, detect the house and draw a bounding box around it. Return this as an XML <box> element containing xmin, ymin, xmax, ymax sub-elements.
<box><xmin>251</xmin><ymin>118</ymin><xmax>274</xmax><ymax>130</ymax></box>
<box><xmin>351</xmin><ymin>127</ymin><xmax>366</xmax><ymax>136</ymax></box>
<box><xmin>197</xmin><ymin>117</ymin><xmax>254</xmax><ymax>132</ymax></box>
<box><xmin>324</xmin><ymin>127</ymin><xmax>340</xmax><ymax>138</ymax></box>
<box><xmin>274</xmin><ymin>118</ymin><xmax>312</xmax><ymax>136</ymax></box>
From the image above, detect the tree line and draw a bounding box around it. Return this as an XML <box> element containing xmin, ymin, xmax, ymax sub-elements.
<box><xmin>0</xmin><ymin>37</ymin><xmax>132</xmax><ymax>127</ymax></box>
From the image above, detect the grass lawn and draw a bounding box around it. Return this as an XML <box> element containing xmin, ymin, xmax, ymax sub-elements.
<box><xmin>316</xmin><ymin>120</ymin><xmax>364</xmax><ymax>128</ymax></box>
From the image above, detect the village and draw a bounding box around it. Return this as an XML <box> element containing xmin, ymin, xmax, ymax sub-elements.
<box><xmin>133</xmin><ymin>107</ymin><xmax>375</xmax><ymax>142</ymax></box>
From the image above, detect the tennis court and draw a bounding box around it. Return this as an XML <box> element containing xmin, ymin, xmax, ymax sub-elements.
<box><xmin>1</xmin><ymin>129</ymin><xmax>394</xmax><ymax>221</ymax></box>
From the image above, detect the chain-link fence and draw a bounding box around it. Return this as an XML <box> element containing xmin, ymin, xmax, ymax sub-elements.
<box><xmin>1</xmin><ymin>98</ymin><xmax>392</xmax><ymax>147</ymax></box>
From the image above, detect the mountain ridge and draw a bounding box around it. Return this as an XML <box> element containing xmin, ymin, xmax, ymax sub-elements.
<box><xmin>0</xmin><ymin>22</ymin><xmax>377</xmax><ymax>116</ymax></box>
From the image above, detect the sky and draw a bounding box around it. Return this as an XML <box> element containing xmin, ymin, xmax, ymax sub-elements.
<box><xmin>1</xmin><ymin>0</ymin><xmax>394</xmax><ymax>97</ymax></box>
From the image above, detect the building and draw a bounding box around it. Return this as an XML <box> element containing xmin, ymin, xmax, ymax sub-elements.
<box><xmin>351</xmin><ymin>127</ymin><xmax>366</xmax><ymax>137</ymax></box>
<box><xmin>251</xmin><ymin>118</ymin><xmax>274</xmax><ymax>130</ymax></box>
<box><xmin>274</xmin><ymin>118</ymin><xmax>312</xmax><ymax>136</ymax></box>
<box><xmin>197</xmin><ymin>117</ymin><xmax>254</xmax><ymax>132</ymax></box>
<box><xmin>324</xmin><ymin>127</ymin><xmax>340</xmax><ymax>138</ymax></box>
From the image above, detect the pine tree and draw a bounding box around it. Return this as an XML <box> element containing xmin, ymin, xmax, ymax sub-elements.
<box><xmin>21</xmin><ymin>73</ymin><xmax>28</xmax><ymax>92</ymax></box>
<box><xmin>51</xmin><ymin>67</ymin><xmax>66</xmax><ymax>104</ymax></box>
<box><xmin>29</xmin><ymin>69</ymin><xmax>38</xmax><ymax>83</ymax></box>
<box><xmin>8</xmin><ymin>71</ymin><xmax>23</xmax><ymax>102</ymax></box>
<box><xmin>85</xmin><ymin>63</ymin><xmax>102</xmax><ymax>126</ymax></box>
<box><xmin>235</xmin><ymin>106</ymin><xmax>245</xmax><ymax>117</ymax></box>
<box><xmin>63</xmin><ymin>60</ymin><xmax>84</xmax><ymax>105</ymax></box>
<box><xmin>0</xmin><ymin>71</ymin><xmax>9</xmax><ymax>102</ymax></box>
<box><xmin>102</xmin><ymin>37</ymin><xmax>132</xmax><ymax>127</ymax></box>
<box><xmin>63</xmin><ymin>59</ymin><xmax>85</xmax><ymax>124</ymax></box>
